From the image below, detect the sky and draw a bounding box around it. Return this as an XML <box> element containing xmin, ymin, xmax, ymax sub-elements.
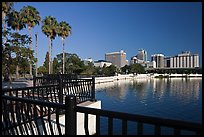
<box><xmin>13</xmin><ymin>2</ymin><xmax>202</xmax><ymax>67</ymax></box>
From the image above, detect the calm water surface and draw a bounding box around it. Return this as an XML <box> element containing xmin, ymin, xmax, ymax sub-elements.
<box><xmin>95</xmin><ymin>78</ymin><xmax>202</xmax><ymax>134</ymax></box>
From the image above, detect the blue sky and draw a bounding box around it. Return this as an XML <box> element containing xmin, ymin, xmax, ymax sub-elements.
<box><xmin>14</xmin><ymin>2</ymin><xmax>202</xmax><ymax>67</ymax></box>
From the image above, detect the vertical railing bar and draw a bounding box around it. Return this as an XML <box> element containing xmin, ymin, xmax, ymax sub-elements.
<box><xmin>40</xmin><ymin>106</ymin><xmax>47</xmax><ymax>135</ymax></box>
<box><xmin>22</xmin><ymin>89</ymin><xmax>24</xmax><ymax>98</ymax></box>
<box><xmin>11</xmin><ymin>100</ymin><xmax>20</xmax><ymax>135</ymax></box>
<box><xmin>6</xmin><ymin>101</ymin><xmax>15</xmax><ymax>135</ymax></box>
<box><xmin>108</xmin><ymin>117</ymin><xmax>113</xmax><ymax>135</ymax></box>
<box><xmin>37</xmin><ymin>87</ymin><xmax>40</xmax><ymax>99</ymax></box>
<box><xmin>33</xmin><ymin>104</ymin><xmax>41</xmax><ymax>135</ymax></box>
<box><xmin>96</xmin><ymin>115</ymin><xmax>100</xmax><ymax>135</ymax></box>
<box><xmin>91</xmin><ymin>77</ymin><xmax>95</xmax><ymax>101</ymax></box>
<box><xmin>31</xmin><ymin>88</ymin><xmax>33</xmax><ymax>99</ymax></box>
<box><xmin>155</xmin><ymin>125</ymin><xmax>161</xmax><ymax>135</ymax></box>
<box><xmin>122</xmin><ymin>119</ymin><xmax>128</xmax><ymax>135</ymax></box>
<box><xmin>174</xmin><ymin>128</ymin><xmax>181</xmax><ymax>135</ymax></box>
<box><xmin>21</xmin><ymin>103</ymin><xmax>30</xmax><ymax>135</ymax></box>
<box><xmin>137</xmin><ymin>122</ymin><xmax>143</xmax><ymax>135</ymax></box>
<box><xmin>47</xmin><ymin>107</ymin><xmax>54</xmax><ymax>135</ymax></box>
<box><xmin>21</xmin><ymin>103</ymin><xmax>28</xmax><ymax>135</ymax></box>
<box><xmin>27</xmin><ymin>103</ymin><xmax>35</xmax><ymax>135</ymax></box>
<box><xmin>65</xmin><ymin>95</ymin><xmax>76</xmax><ymax>135</ymax></box>
<box><xmin>56</xmin><ymin>109</ymin><xmax>62</xmax><ymax>135</ymax></box>
<box><xmin>84</xmin><ymin>113</ymin><xmax>89</xmax><ymax>135</ymax></box>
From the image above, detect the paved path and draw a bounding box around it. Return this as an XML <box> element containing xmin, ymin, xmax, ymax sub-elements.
<box><xmin>2</xmin><ymin>79</ymin><xmax>33</xmax><ymax>89</ymax></box>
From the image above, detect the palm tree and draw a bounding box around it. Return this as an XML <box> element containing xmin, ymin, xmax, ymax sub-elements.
<box><xmin>7</xmin><ymin>10</ymin><xmax>26</xmax><ymax>79</ymax></box>
<box><xmin>20</xmin><ymin>5</ymin><xmax>41</xmax><ymax>77</ymax></box>
<box><xmin>42</xmin><ymin>16</ymin><xmax>58</xmax><ymax>74</ymax></box>
<box><xmin>57</xmin><ymin>21</ymin><xmax>71</xmax><ymax>74</ymax></box>
<box><xmin>2</xmin><ymin>2</ymin><xmax>14</xmax><ymax>49</ymax></box>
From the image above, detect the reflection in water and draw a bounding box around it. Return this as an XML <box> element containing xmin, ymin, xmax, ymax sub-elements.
<box><xmin>96</xmin><ymin>78</ymin><xmax>201</xmax><ymax>102</ymax></box>
<box><xmin>95</xmin><ymin>78</ymin><xmax>202</xmax><ymax>129</ymax></box>
<box><xmin>96</xmin><ymin>80</ymin><xmax>132</xmax><ymax>100</ymax></box>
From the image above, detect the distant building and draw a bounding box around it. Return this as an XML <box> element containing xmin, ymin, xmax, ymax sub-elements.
<box><xmin>137</xmin><ymin>49</ymin><xmax>147</xmax><ymax>61</ymax></box>
<box><xmin>83</xmin><ymin>58</ymin><xmax>93</xmax><ymax>66</ymax></box>
<box><xmin>130</xmin><ymin>56</ymin><xmax>144</xmax><ymax>64</ymax></box>
<box><xmin>169</xmin><ymin>51</ymin><xmax>199</xmax><ymax>68</ymax></box>
<box><xmin>105</xmin><ymin>50</ymin><xmax>128</xmax><ymax>68</ymax></box>
<box><xmin>94</xmin><ymin>60</ymin><xmax>112</xmax><ymax>68</ymax></box>
<box><xmin>151</xmin><ymin>54</ymin><xmax>164</xmax><ymax>68</ymax></box>
<box><xmin>164</xmin><ymin>56</ymin><xmax>171</xmax><ymax>68</ymax></box>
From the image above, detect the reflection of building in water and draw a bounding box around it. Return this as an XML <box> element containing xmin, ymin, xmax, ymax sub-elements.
<box><xmin>168</xmin><ymin>78</ymin><xmax>201</xmax><ymax>101</ymax></box>
<box><xmin>96</xmin><ymin>80</ymin><xmax>133</xmax><ymax>100</ymax></box>
<box><xmin>131</xmin><ymin>79</ymin><xmax>150</xmax><ymax>100</ymax></box>
<box><xmin>151</xmin><ymin>78</ymin><xmax>167</xmax><ymax>98</ymax></box>
<box><xmin>95</xmin><ymin>78</ymin><xmax>201</xmax><ymax>102</ymax></box>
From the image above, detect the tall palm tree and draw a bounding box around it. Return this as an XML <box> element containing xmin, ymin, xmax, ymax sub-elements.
<box><xmin>42</xmin><ymin>16</ymin><xmax>58</xmax><ymax>74</ymax></box>
<box><xmin>57</xmin><ymin>21</ymin><xmax>71</xmax><ymax>74</ymax></box>
<box><xmin>20</xmin><ymin>5</ymin><xmax>41</xmax><ymax>78</ymax></box>
<box><xmin>7</xmin><ymin>10</ymin><xmax>26</xmax><ymax>79</ymax></box>
<box><xmin>2</xmin><ymin>2</ymin><xmax>14</xmax><ymax>49</ymax></box>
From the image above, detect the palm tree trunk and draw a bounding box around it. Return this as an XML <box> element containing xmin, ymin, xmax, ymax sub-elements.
<box><xmin>29</xmin><ymin>27</ymin><xmax>33</xmax><ymax>77</ymax></box>
<box><xmin>62</xmin><ymin>38</ymin><xmax>65</xmax><ymax>74</ymax></box>
<box><xmin>35</xmin><ymin>33</ymin><xmax>38</xmax><ymax>76</ymax></box>
<box><xmin>51</xmin><ymin>41</ymin><xmax>53</xmax><ymax>74</ymax></box>
<box><xmin>16</xmin><ymin>30</ymin><xmax>19</xmax><ymax>79</ymax></box>
<box><xmin>48</xmin><ymin>37</ymin><xmax>51</xmax><ymax>74</ymax></box>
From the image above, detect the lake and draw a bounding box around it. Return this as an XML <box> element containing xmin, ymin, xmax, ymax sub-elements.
<box><xmin>95</xmin><ymin>78</ymin><xmax>202</xmax><ymax>134</ymax></box>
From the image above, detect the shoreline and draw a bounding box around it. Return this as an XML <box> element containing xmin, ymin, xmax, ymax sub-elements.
<box><xmin>2</xmin><ymin>73</ymin><xmax>202</xmax><ymax>89</ymax></box>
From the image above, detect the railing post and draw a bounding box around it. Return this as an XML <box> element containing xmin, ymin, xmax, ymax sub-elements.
<box><xmin>33</xmin><ymin>76</ymin><xmax>36</xmax><ymax>87</ymax></box>
<box><xmin>91</xmin><ymin>76</ymin><xmax>96</xmax><ymax>101</ymax></box>
<box><xmin>58</xmin><ymin>76</ymin><xmax>63</xmax><ymax>104</ymax></box>
<box><xmin>65</xmin><ymin>95</ymin><xmax>77</xmax><ymax>135</ymax></box>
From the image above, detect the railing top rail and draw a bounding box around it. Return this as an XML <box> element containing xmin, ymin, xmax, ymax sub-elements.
<box><xmin>2</xmin><ymin>95</ymin><xmax>65</xmax><ymax>109</ymax></box>
<box><xmin>76</xmin><ymin>106</ymin><xmax>202</xmax><ymax>132</ymax></box>
<box><xmin>2</xmin><ymin>84</ymin><xmax>59</xmax><ymax>92</ymax></box>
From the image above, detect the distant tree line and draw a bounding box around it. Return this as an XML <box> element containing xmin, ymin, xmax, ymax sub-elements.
<box><xmin>37</xmin><ymin>52</ymin><xmax>146</xmax><ymax>76</ymax></box>
<box><xmin>146</xmin><ymin>68</ymin><xmax>202</xmax><ymax>74</ymax></box>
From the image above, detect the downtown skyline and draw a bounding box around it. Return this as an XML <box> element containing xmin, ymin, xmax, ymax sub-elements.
<box><xmin>13</xmin><ymin>2</ymin><xmax>202</xmax><ymax>67</ymax></box>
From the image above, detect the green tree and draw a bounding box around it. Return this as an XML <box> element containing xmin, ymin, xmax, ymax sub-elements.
<box><xmin>38</xmin><ymin>66</ymin><xmax>47</xmax><ymax>75</ymax></box>
<box><xmin>2</xmin><ymin>31</ymin><xmax>35</xmax><ymax>81</ymax></box>
<box><xmin>6</xmin><ymin>10</ymin><xmax>26</xmax><ymax>79</ymax></box>
<box><xmin>2</xmin><ymin>2</ymin><xmax>14</xmax><ymax>49</ymax></box>
<box><xmin>130</xmin><ymin>64</ymin><xmax>145</xmax><ymax>74</ymax></box>
<box><xmin>57</xmin><ymin>21</ymin><xmax>71</xmax><ymax>74</ymax></box>
<box><xmin>81</xmin><ymin>62</ymin><xmax>95</xmax><ymax>76</ymax></box>
<box><xmin>121</xmin><ymin>65</ymin><xmax>131</xmax><ymax>74</ymax></box>
<box><xmin>20</xmin><ymin>5</ymin><xmax>41</xmax><ymax>77</ymax></box>
<box><xmin>42</xmin><ymin>16</ymin><xmax>58</xmax><ymax>74</ymax></box>
<box><xmin>53</xmin><ymin>57</ymin><xmax>60</xmax><ymax>74</ymax></box>
<box><xmin>43</xmin><ymin>51</ymin><xmax>49</xmax><ymax>74</ymax></box>
<box><xmin>104</xmin><ymin>65</ymin><xmax>117</xmax><ymax>76</ymax></box>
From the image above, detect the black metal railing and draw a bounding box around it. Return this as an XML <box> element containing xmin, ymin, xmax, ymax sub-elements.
<box><xmin>70</xmin><ymin>96</ymin><xmax>202</xmax><ymax>135</ymax></box>
<box><xmin>2</xmin><ymin>95</ymin><xmax>66</xmax><ymax>135</ymax></box>
<box><xmin>2</xmin><ymin>77</ymin><xmax>95</xmax><ymax>104</ymax></box>
<box><xmin>33</xmin><ymin>74</ymin><xmax>78</xmax><ymax>86</ymax></box>
<box><xmin>2</xmin><ymin>95</ymin><xmax>202</xmax><ymax>135</ymax></box>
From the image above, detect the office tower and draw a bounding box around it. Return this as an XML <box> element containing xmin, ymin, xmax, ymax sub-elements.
<box><xmin>151</xmin><ymin>54</ymin><xmax>164</xmax><ymax>68</ymax></box>
<box><xmin>105</xmin><ymin>50</ymin><xmax>128</xmax><ymax>68</ymax></box>
<box><xmin>137</xmin><ymin>49</ymin><xmax>147</xmax><ymax>61</ymax></box>
<box><xmin>169</xmin><ymin>51</ymin><xmax>199</xmax><ymax>68</ymax></box>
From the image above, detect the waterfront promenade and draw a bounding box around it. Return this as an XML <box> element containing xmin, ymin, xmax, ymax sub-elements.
<box><xmin>2</xmin><ymin>73</ymin><xmax>202</xmax><ymax>89</ymax></box>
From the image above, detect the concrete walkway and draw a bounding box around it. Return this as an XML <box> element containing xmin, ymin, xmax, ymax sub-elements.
<box><xmin>2</xmin><ymin>79</ymin><xmax>33</xmax><ymax>89</ymax></box>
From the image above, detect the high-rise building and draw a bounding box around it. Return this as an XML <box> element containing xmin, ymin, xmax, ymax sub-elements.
<box><xmin>151</xmin><ymin>54</ymin><xmax>164</xmax><ymax>68</ymax></box>
<box><xmin>137</xmin><ymin>49</ymin><xmax>147</xmax><ymax>61</ymax></box>
<box><xmin>169</xmin><ymin>51</ymin><xmax>199</xmax><ymax>68</ymax></box>
<box><xmin>105</xmin><ymin>50</ymin><xmax>128</xmax><ymax>68</ymax></box>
